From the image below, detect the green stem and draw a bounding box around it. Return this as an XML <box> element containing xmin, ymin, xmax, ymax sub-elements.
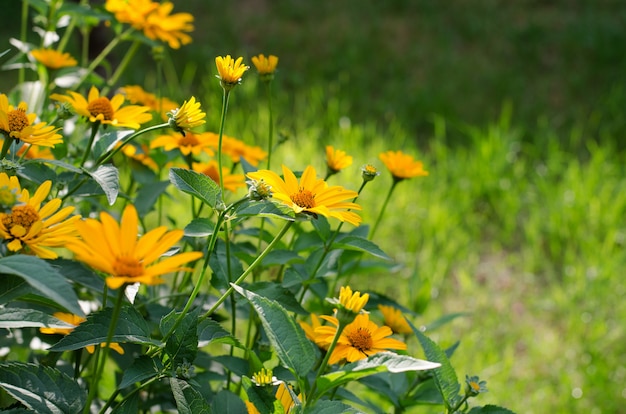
<box><xmin>83</xmin><ymin>287</ymin><xmax>126</xmax><ymax>414</ymax></box>
<box><xmin>80</xmin><ymin>122</ymin><xmax>100</xmax><ymax>167</ymax></box>
<box><xmin>201</xmin><ymin>220</ymin><xmax>293</xmax><ymax>319</ymax></box>
<box><xmin>217</xmin><ymin>89</ymin><xmax>231</xmax><ymax>194</ymax></box>
<box><xmin>0</xmin><ymin>135</ymin><xmax>13</xmax><ymax>159</ymax></box>
<box><xmin>264</xmin><ymin>80</ymin><xmax>274</xmax><ymax>170</ymax></box>
<box><xmin>102</xmin><ymin>40</ymin><xmax>141</xmax><ymax>96</ymax></box>
<box><xmin>307</xmin><ymin>319</ymin><xmax>346</xmax><ymax>403</ymax></box>
<box><xmin>96</xmin><ymin>123</ymin><xmax>168</xmax><ymax>166</ymax></box>
<box><xmin>19</xmin><ymin>0</ymin><xmax>28</xmax><ymax>86</ymax></box>
<box><xmin>369</xmin><ymin>180</ymin><xmax>399</xmax><ymax>239</ymax></box>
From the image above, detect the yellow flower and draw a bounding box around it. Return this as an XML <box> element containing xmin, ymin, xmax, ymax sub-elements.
<box><xmin>251</xmin><ymin>368</ymin><xmax>278</xmax><ymax>387</ymax></box>
<box><xmin>105</xmin><ymin>0</ymin><xmax>157</xmax><ymax>26</ymax></box>
<box><xmin>219</xmin><ymin>135</ymin><xmax>267</xmax><ymax>167</ymax></box>
<box><xmin>50</xmin><ymin>86</ymin><xmax>152</xmax><ymax>129</ymax></box>
<box><xmin>150</xmin><ymin>131</ymin><xmax>215</xmax><ymax>157</ymax></box>
<box><xmin>247</xmin><ymin>165</ymin><xmax>362</xmax><ymax>226</ymax></box>
<box><xmin>379</xmin><ymin>150</ymin><xmax>428</xmax><ymax>181</ymax></box>
<box><xmin>0</xmin><ymin>179</ymin><xmax>80</xmax><ymax>259</ymax></box>
<box><xmin>30</xmin><ymin>49</ymin><xmax>77</xmax><ymax>69</ymax></box>
<box><xmin>121</xmin><ymin>85</ymin><xmax>179</xmax><ymax>121</ymax></box>
<box><xmin>14</xmin><ymin>143</ymin><xmax>55</xmax><ymax>160</ymax></box>
<box><xmin>40</xmin><ymin>312</ymin><xmax>124</xmax><ymax>354</ymax></box>
<box><xmin>0</xmin><ymin>172</ymin><xmax>22</xmax><ymax>208</ymax></box>
<box><xmin>119</xmin><ymin>143</ymin><xmax>158</xmax><ymax>171</ymax></box>
<box><xmin>168</xmin><ymin>96</ymin><xmax>206</xmax><ymax>134</ymax></box>
<box><xmin>298</xmin><ymin>313</ymin><xmax>328</xmax><ymax>349</ymax></box>
<box><xmin>66</xmin><ymin>204</ymin><xmax>203</xmax><ymax>289</ymax></box>
<box><xmin>378</xmin><ymin>304</ymin><xmax>413</xmax><ymax>334</ymax></box>
<box><xmin>361</xmin><ymin>164</ymin><xmax>380</xmax><ymax>182</ymax></box>
<box><xmin>315</xmin><ymin>313</ymin><xmax>407</xmax><ymax>364</ymax></box>
<box><xmin>215</xmin><ymin>55</ymin><xmax>249</xmax><ymax>88</ymax></box>
<box><xmin>251</xmin><ymin>54</ymin><xmax>279</xmax><ymax>79</ymax></box>
<box><xmin>326</xmin><ymin>145</ymin><xmax>353</xmax><ymax>174</ymax></box>
<box><xmin>338</xmin><ymin>285</ymin><xmax>369</xmax><ymax>314</ymax></box>
<box><xmin>245</xmin><ymin>382</ymin><xmax>298</xmax><ymax>414</ymax></box>
<box><xmin>192</xmin><ymin>161</ymin><xmax>245</xmax><ymax>193</ymax></box>
<box><xmin>0</xmin><ymin>94</ymin><xmax>62</xmax><ymax>147</ymax></box>
<box><xmin>143</xmin><ymin>2</ymin><xmax>194</xmax><ymax>49</ymax></box>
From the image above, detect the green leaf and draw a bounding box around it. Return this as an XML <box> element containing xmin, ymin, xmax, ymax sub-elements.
<box><xmin>314</xmin><ymin>353</ymin><xmax>440</xmax><ymax>397</ymax></box>
<box><xmin>0</xmin><ymin>255</ymin><xmax>83</xmax><ymax>316</ymax></box>
<box><xmin>234</xmin><ymin>199</ymin><xmax>295</xmax><ymax>220</ymax></box>
<box><xmin>92</xmin><ymin>130</ymin><xmax>133</xmax><ymax>160</ymax></box>
<box><xmin>18</xmin><ymin>162</ymin><xmax>58</xmax><ymax>184</ymax></box>
<box><xmin>134</xmin><ymin>180</ymin><xmax>171</xmax><ymax>216</ymax></box>
<box><xmin>245</xmin><ymin>281</ymin><xmax>307</xmax><ymax>315</ymax></box>
<box><xmin>260</xmin><ymin>250</ymin><xmax>303</xmax><ymax>266</ymax></box>
<box><xmin>111</xmin><ymin>392</ymin><xmax>139</xmax><ymax>413</ymax></box>
<box><xmin>118</xmin><ymin>355</ymin><xmax>163</xmax><ymax>389</ymax></box>
<box><xmin>242</xmin><ymin>376</ymin><xmax>282</xmax><ymax>414</ymax></box>
<box><xmin>49</xmin><ymin>305</ymin><xmax>159</xmax><ymax>351</ymax></box>
<box><xmin>24</xmin><ymin>158</ymin><xmax>82</xmax><ymax>174</ymax></box>
<box><xmin>184</xmin><ymin>217</ymin><xmax>215</xmax><ymax>237</ymax></box>
<box><xmin>425</xmin><ymin>312</ymin><xmax>470</xmax><ymax>331</ymax></box>
<box><xmin>50</xmin><ymin>258</ymin><xmax>104</xmax><ymax>292</ymax></box>
<box><xmin>160</xmin><ymin>309</ymin><xmax>199</xmax><ymax>366</ymax></box>
<box><xmin>468</xmin><ymin>405</ymin><xmax>517</xmax><ymax>414</ymax></box>
<box><xmin>0</xmin><ymin>361</ymin><xmax>86</xmax><ymax>414</ymax></box>
<box><xmin>412</xmin><ymin>323</ymin><xmax>461</xmax><ymax>409</ymax></box>
<box><xmin>170</xmin><ymin>378</ymin><xmax>211</xmax><ymax>414</ymax></box>
<box><xmin>0</xmin><ymin>274</ymin><xmax>31</xmax><ymax>304</ymax></box>
<box><xmin>331</xmin><ymin>235</ymin><xmax>391</xmax><ymax>260</ymax></box>
<box><xmin>232</xmin><ymin>284</ymin><xmax>317</xmax><ymax>378</ymax></box>
<box><xmin>169</xmin><ymin>167</ymin><xmax>222</xmax><ymax>209</ymax></box>
<box><xmin>88</xmin><ymin>164</ymin><xmax>119</xmax><ymax>205</ymax></box>
<box><xmin>211</xmin><ymin>390</ymin><xmax>246</xmax><ymax>414</ymax></box>
<box><xmin>0</xmin><ymin>308</ymin><xmax>75</xmax><ymax>329</ymax></box>
<box><xmin>311</xmin><ymin>215</ymin><xmax>331</xmax><ymax>241</ymax></box>
<box><xmin>302</xmin><ymin>400</ymin><xmax>359</xmax><ymax>414</ymax></box>
<box><xmin>209</xmin><ymin>239</ymin><xmax>245</xmax><ymax>290</ymax></box>
<box><xmin>198</xmin><ymin>319</ymin><xmax>242</xmax><ymax>347</ymax></box>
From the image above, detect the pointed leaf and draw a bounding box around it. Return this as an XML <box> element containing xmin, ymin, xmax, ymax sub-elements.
<box><xmin>0</xmin><ymin>308</ymin><xmax>75</xmax><ymax>329</ymax></box>
<box><xmin>0</xmin><ymin>362</ymin><xmax>86</xmax><ymax>414</ymax></box>
<box><xmin>88</xmin><ymin>164</ymin><xmax>119</xmax><ymax>205</ymax></box>
<box><xmin>49</xmin><ymin>305</ymin><xmax>159</xmax><ymax>351</ymax></box>
<box><xmin>245</xmin><ymin>281</ymin><xmax>307</xmax><ymax>315</ymax></box>
<box><xmin>331</xmin><ymin>235</ymin><xmax>391</xmax><ymax>260</ymax></box>
<box><xmin>198</xmin><ymin>319</ymin><xmax>242</xmax><ymax>347</ymax></box>
<box><xmin>233</xmin><ymin>284</ymin><xmax>317</xmax><ymax>377</ymax></box>
<box><xmin>184</xmin><ymin>217</ymin><xmax>215</xmax><ymax>237</ymax></box>
<box><xmin>134</xmin><ymin>180</ymin><xmax>170</xmax><ymax>216</ymax></box>
<box><xmin>241</xmin><ymin>376</ymin><xmax>282</xmax><ymax>414</ymax></box>
<box><xmin>234</xmin><ymin>200</ymin><xmax>295</xmax><ymax>220</ymax></box>
<box><xmin>468</xmin><ymin>405</ymin><xmax>516</xmax><ymax>414</ymax></box>
<box><xmin>170</xmin><ymin>378</ymin><xmax>211</xmax><ymax>414</ymax></box>
<box><xmin>0</xmin><ymin>274</ymin><xmax>31</xmax><ymax>304</ymax></box>
<box><xmin>169</xmin><ymin>167</ymin><xmax>222</xmax><ymax>209</ymax></box>
<box><xmin>211</xmin><ymin>390</ymin><xmax>246</xmax><ymax>414</ymax></box>
<box><xmin>118</xmin><ymin>355</ymin><xmax>163</xmax><ymax>389</ymax></box>
<box><xmin>160</xmin><ymin>309</ymin><xmax>199</xmax><ymax>366</ymax></box>
<box><xmin>0</xmin><ymin>255</ymin><xmax>83</xmax><ymax>316</ymax></box>
<box><xmin>302</xmin><ymin>400</ymin><xmax>359</xmax><ymax>414</ymax></box>
<box><xmin>425</xmin><ymin>312</ymin><xmax>470</xmax><ymax>331</ymax></box>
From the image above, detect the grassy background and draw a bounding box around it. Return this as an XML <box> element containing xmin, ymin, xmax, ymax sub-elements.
<box><xmin>3</xmin><ymin>0</ymin><xmax>626</xmax><ymax>412</ymax></box>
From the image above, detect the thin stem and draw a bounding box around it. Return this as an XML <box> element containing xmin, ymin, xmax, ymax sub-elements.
<box><xmin>307</xmin><ymin>319</ymin><xmax>346</xmax><ymax>403</ymax></box>
<box><xmin>369</xmin><ymin>180</ymin><xmax>399</xmax><ymax>239</ymax></box>
<box><xmin>83</xmin><ymin>287</ymin><xmax>126</xmax><ymax>414</ymax></box>
<box><xmin>102</xmin><ymin>40</ymin><xmax>141</xmax><ymax>96</ymax></box>
<box><xmin>202</xmin><ymin>220</ymin><xmax>293</xmax><ymax>319</ymax></box>
<box><xmin>80</xmin><ymin>122</ymin><xmax>100</xmax><ymax>167</ymax></box>
<box><xmin>96</xmin><ymin>123</ymin><xmax>168</xmax><ymax>166</ymax></box>
<box><xmin>264</xmin><ymin>80</ymin><xmax>274</xmax><ymax>170</ymax></box>
<box><xmin>19</xmin><ymin>0</ymin><xmax>28</xmax><ymax>85</ymax></box>
<box><xmin>217</xmin><ymin>89</ymin><xmax>231</xmax><ymax>194</ymax></box>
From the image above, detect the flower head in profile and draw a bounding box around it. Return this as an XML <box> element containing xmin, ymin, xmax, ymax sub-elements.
<box><xmin>66</xmin><ymin>204</ymin><xmax>203</xmax><ymax>289</ymax></box>
<box><xmin>251</xmin><ymin>54</ymin><xmax>278</xmax><ymax>81</ymax></box>
<box><xmin>338</xmin><ymin>285</ymin><xmax>369</xmax><ymax>314</ymax></box>
<box><xmin>466</xmin><ymin>375</ymin><xmax>488</xmax><ymax>396</ymax></box>
<box><xmin>168</xmin><ymin>96</ymin><xmax>206</xmax><ymax>135</ymax></box>
<box><xmin>30</xmin><ymin>49</ymin><xmax>77</xmax><ymax>69</ymax></box>
<box><xmin>151</xmin><ymin>131</ymin><xmax>215</xmax><ymax>157</ymax></box>
<box><xmin>325</xmin><ymin>145</ymin><xmax>353</xmax><ymax>175</ymax></box>
<box><xmin>379</xmin><ymin>150</ymin><xmax>428</xmax><ymax>181</ymax></box>
<box><xmin>315</xmin><ymin>313</ymin><xmax>407</xmax><ymax>364</ymax></box>
<box><xmin>378</xmin><ymin>304</ymin><xmax>413</xmax><ymax>334</ymax></box>
<box><xmin>361</xmin><ymin>164</ymin><xmax>380</xmax><ymax>182</ymax></box>
<box><xmin>50</xmin><ymin>86</ymin><xmax>152</xmax><ymax>129</ymax></box>
<box><xmin>0</xmin><ymin>179</ymin><xmax>80</xmax><ymax>259</ymax></box>
<box><xmin>192</xmin><ymin>161</ymin><xmax>245</xmax><ymax>193</ymax></box>
<box><xmin>40</xmin><ymin>312</ymin><xmax>124</xmax><ymax>354</ymax></box>
<box><xmin>215</xmin><ymin>55</ymin><xmax>249</xmax><ymax>90</ymax></box>
<box><xmin>0</xmin><ymin>172</ymin><xmax>22</xmax><ymax>208</ymax></box>
<box><xmin>247</xmin><ymin>165</ymin><xmax>362</xmax><ymax>226</ymax></box>
<box><xmin>0</xmin><ymin>94</ymin><xmax>62</xmax><ymax>147</ymax></box>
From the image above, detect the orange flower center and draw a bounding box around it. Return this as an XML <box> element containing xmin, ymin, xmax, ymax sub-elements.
<box><xmin>179</xmin><ymin>134</ymin><xmax>200</xmax><ymax>147</ymax></box>
<box><xmin>2</xmin><ymin>205</ymin><xmax>39</xmax><ymax>236</ymax></box>
<box><xmin>112</xmin><ymin>256</ymin><xmax>145</xmax><ymax>278</ymax></box>
<box><xmin>8</xmin><ymin>109</ymin><xmax>29</xmax><ymax>132</ymax></box>
<box><xmin>291</xmin><ymin>188</ymin><xmax>315</xmax><ymax>209</ymax></box>
<box><xmin>87</xmin><ymin>97</ymin><xmax>114</xmax><ymax>120</ymax></box>
<box><xmin>347</xmin><ymin>327</ymin><xmax>373</xmax><ymax>353</ymax></box>
<box><xmin>469</xmin><ymin>381</ymin><xmax>480</xmax><ymax>392</ymax></box>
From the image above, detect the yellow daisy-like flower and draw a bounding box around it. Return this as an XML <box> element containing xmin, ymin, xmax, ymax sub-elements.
<box><xmin>379</xmin><ymin>150</ymin><xmax>429</xmax><ymax>181</ymax></box>
<box><xmin>298</xmin><ymin>313</ymin><xmax>329</xmax><ymax>350</ymax></box>
<box><xmin>338</xmin><ymin>285</ymin><xmax>369</xmax><ymax>314</ymax></box>
<box><xmin>14</xmin><ymin>143</ymin><xmax>55</xmax><ymax>160</ymax></box>
<box><xmin>251</xmin><ymin>54</ymin><xmax>279</xmax><ymax>78</ymax></box>
<box><xmin>40</xmin><ymin>312</ymin><xmax>124</xmax><ymax>354</ymax></box>
<box><xmin>247</xmin><ymin>165</ymin><xmax>362</xmax><ymax>225</ymax></box>
<box><xmin>168</xmin><ymin>96</ymin><xmax>206</xmax><ymax>135</ymax></box>
<box><xmin>378</xmin><ymin>304</ymin><xmax>413</xmax><ymax>335</ymax></box>
<box><xmin>151</xmin><ymin>131</ymin><xmax>215</xmax><ymax>157</ymax></box>
<box><xmin>215</xmin><ymin>55</ymin><xmax>249</xmax><ymax>89</ymax></box>
<box><xmin>105</xmin><ymin>0</ymin><xmax>157</xmax><ymax>26</ymax></box>
<box><xmin>121</xmin><ymin>85</ymin><xmax>179</xmax><ymax>121</ymax></box>
<box><xmin>218</xmin><ymin>135</ymin><xmax>267</xmax><ymax>167</ymax></box>
<box><xmin>50</xmin><ymin>86</ymin><xmax>152</xmax><ymax>129</ymax></box>
<box><xmin>192</xmin><ymin>161</ymin><xmax>245</xmax><ymax>193</ymax></box>
<box><xmin>0</xmin><ymin>180</ymin><xmax>80</xmax><ymax>259</ymax></box>
<box><xmin>119</xmin><ymin>143</ymin><xmax>158</xmax><ymax>171</ymax></box>
<box><xmin>0</xmin><ymin>94</ymin><xmax>63</xmax><ymax>147</ymax></box>
<box><xmin>0</xmin><ymin>172</ymin><xmax>22</xmax><ymax>208</ymax></box>
<box><xmin>316</xmin><ymin>313</ymin><xmax>407</xmax><ymax>364</ymax></box>
<box><xmin>66</xmin><ymin>204</ymin><xmax>203</xmax><ymax>289</ymax></box>
<box><xmin>326</xmin><ymin>145</ymin><xmax>353</xmax><ymax>174</ymax></box>
<box><xmin>143</xmin><ymin>2</ymin><xmax>194</xmax><ymax>49</ymax></box>
<box><xmin>30</xmin><ymin>48</ymin><xmax>77</xmax><ymax>69</ymax></box>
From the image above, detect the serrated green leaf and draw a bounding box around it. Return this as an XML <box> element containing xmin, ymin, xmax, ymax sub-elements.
<box><xmin>245</xmin><ymin>282</ymin><xmax>307</xmax><ymax>315</ymax></box>
<box><xmin>169</xmin><ymin>167</ymin><xmax>222</xmax><ymax>209</ymax></box>
<box><xmin>0</xmin><ymin>255</ymin><xmax>83</xmax><ymax>316</ymax></box>
<box><xmin>412</xmin><ymin>323</ymin><xmax>461</xmax><ymax>409</ymax></box>
<box><xmin>0</xmin><ymin>362</ymin><xmax>86</xmax><ymax>414</ymax></box>
<box><xmin>17</xmin><ymin>162</ymin><xmax>58</xmax><ymax>184</ymax></box>
<box><xmin>468</xmin><ymin>405</ymin><xmax>517</xmax><ymax>414</ymax></box>
<box><xmin>50</xmin><ymin>258</ymin><xmax>104</xmax><ymax>292</ymax></box>
<box><xmin>118</xmin><ymin>355</ymin><xmax>163</xmax><ymax>389</ymax></box>
<box><xmin>88</xmin><ymin>164</ymin><xmax>119</xmax><ymax>205</ymax></box>
<box><xmin>233</xmin><ymin>284</ymin><xmax>317</xmax><ymax>377</ymax></box>
<box><xmin>234</xmin><ymin>199</ymin><xmax>295</xmax><ymax>220</ymax></box>
<box><xmin>134</xmin><ymin>180</ymin><xmax>170</xmax><ymax>216</ymax></box>
<box><xmin>49</xmin><ymin>305</ymin><xmax>159</xmax><ymax>351</ymax></box>
<box><xmin>303</xmin><ymin>400</ymin><xmax>359</xmax><ymax>414</ymax></box>
<box><xmin>314</xmin><ymin>353</ymin><xmax>440</xmax><ymax>398</ymax></box>
<box><xmin>92</xmin><ymin>130</ymin><xmax>133</xmax><ymax>160</ymax></box>
<box><xmin>331</xmin><ymin>235</ymin><xmax>391</xmax><ymax>260</ymax></box>
<box><xmin>160</xmin><ymin>309</ymin><xmax>199</xmax><ymax>366</ymax></box>
<box><xmin>211</xmin><ymin>390</ymin><xmax>246</xmax><ymax>414</ymax></box>
<box><xmin>170</xmin><ymin>378</ymin><xmax>211</xmax><ymax>414</ymax></box>
<box><xmin>111</xmin><ymin>391</ymin><xmax>139</xmax><ymax>414</ymax></box>
<box><xmin>0</xmin><ymin>308</ymin><xmax>75</xmax><ymax>329</ymax></box>
<box><xmin>0</xmin><ymin>274</ymin><xmax>31</xmax><ymax>304</ymax></box>
<box><xmin>198</xmin><ymin>319</ymin><xmax>242</xmax><ymax>347</ymax></box>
